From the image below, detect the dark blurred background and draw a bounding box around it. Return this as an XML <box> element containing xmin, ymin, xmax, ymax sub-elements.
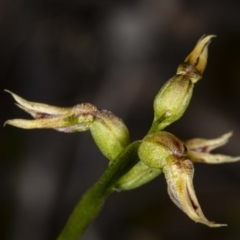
<box><xmin>2</xmin><ymin>0</ymin><xmax>240</xmax><ymax>239</ymax></box>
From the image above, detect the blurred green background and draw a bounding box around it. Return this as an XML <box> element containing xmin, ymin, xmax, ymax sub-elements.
<box><xmin>2</xmin><ymin>0</ymin><xmax>240</xmax><ymax>239</ymax></box>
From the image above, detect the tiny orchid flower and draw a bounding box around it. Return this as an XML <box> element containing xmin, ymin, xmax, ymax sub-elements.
<box><xmin>4</xmin><ymin>90</ymin><xmax>130</xmax><ymax>160</ymax></box>
<box><xmin>138</xmin><ymin>131</ymin><xmax>229</xmax><ymax>227</ymax></box>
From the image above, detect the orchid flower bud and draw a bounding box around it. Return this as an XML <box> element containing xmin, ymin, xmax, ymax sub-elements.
<box><xmin>151</xmin><ymin>35</ymin><xmax>215</xmax><ymax>132</ymax></box>
<box><xmin>185</xmin><ymin>132</ymin><xmax>240</xmax><ymax>164</ymax></box>
<box><xmin>89</xmin><ymin>110</ymin><xmax>130</xmax><ymax>161</ymax></box>
<box><xmin>184</xmin><ymin>35</ymin><xmax>215</xmax><ymax>75</ymax></box>
<box><xmin>138</xmin><ymin>131</ymin><xmax>226</xmax><ymax>227</ymax></box>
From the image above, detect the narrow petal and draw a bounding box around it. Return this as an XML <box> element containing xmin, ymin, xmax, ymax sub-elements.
<box><xmin>185</xmin><ymin>132</ymin><xmax>232</xmax><ymax>152</ymax></box>
<box><xmin>163</xmin><ymin>158</ymin><xmax>226</xmax><ymax>227</ymax></box>
<box><xmin>185</xmin><ymin>132</ymin><xmax>240</xmax><ymax>164</ymax></box>
<box><xmin>188</xmin><ymin>151</ymin><xmax>240</xmax><ymax>164</ymax></box>
<box><xmin>4</xmin><ymin>115</ymin><xmax>71</xmax><ymax>129</ymax></box>
<box><xmin>5</xmin><ymin>90</ymin><xmax>70</xmax><ymax>117</ymax></box>
<box><xmin>4</xmin><ymin>113</ymin><xmax>94</xmax><ymax>132</ymax></box>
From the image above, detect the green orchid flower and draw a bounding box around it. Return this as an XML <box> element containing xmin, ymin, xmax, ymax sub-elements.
<box><xmin>138</xmin><ymin>131</ymin><xmax>238</xmax><ymax>227</ymax></box>
<box><xmin>4</xmin><ymin>90</ymin><xmax>130</xmax><ymax>161</ymax></box>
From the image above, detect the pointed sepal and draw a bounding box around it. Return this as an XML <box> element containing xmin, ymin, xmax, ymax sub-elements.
<box><xmin>185</xmin><ymin>132</ymin><xmax>240</xmax><ymax>163</ymax></box>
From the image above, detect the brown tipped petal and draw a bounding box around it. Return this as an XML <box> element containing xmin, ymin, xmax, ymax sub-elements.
<box><xmin>188</xmin><ymin>150</ymin><xmax>240</xmax><ymax>164</ymax></box>
<box><xmin>185</xmin><ymin>132</ymin><xmax>233</xmax><ymax>153</ymax></box>
<box><xmin>5</xmin><ymin>90</ymin><xmax>70</xmax><ymax>117</ymax></box>
<box><xmin>184</xmin><ymin>35</ymin><xmax>216</xmax><ymax>74</ymax></box>
<box><xmin>163</xmin><ymin>159</ymin><xmax>226</xmax><ymax>227</ymax></box>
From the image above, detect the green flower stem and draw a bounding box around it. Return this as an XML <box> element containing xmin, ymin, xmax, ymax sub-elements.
<box><xmin>148</xmin><ymin>115</ymin><xmax>166</xmax><ymax>134</ymax></box>
<box><xmin>57</xmin><ymin>141</ymin><xmax>141</xmax><ymax>240</ymax></box>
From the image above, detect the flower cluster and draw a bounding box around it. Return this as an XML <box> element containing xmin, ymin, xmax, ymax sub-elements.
<box><xmin>5</xmin><ymin>35</ymin><xmax>240</xmax><ymax>228</ymax></box>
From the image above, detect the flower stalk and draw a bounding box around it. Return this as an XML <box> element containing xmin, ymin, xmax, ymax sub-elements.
<box><xmin>57</xmin><ymin>141</ymin><xmax>141</xmax><ymax>240</ymax></box>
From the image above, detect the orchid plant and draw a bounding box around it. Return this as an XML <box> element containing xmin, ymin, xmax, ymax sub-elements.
<box><xmin>5</xmin><ymin>35</ymin><xmax>240</xmax><ymax>240</ymax></box>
